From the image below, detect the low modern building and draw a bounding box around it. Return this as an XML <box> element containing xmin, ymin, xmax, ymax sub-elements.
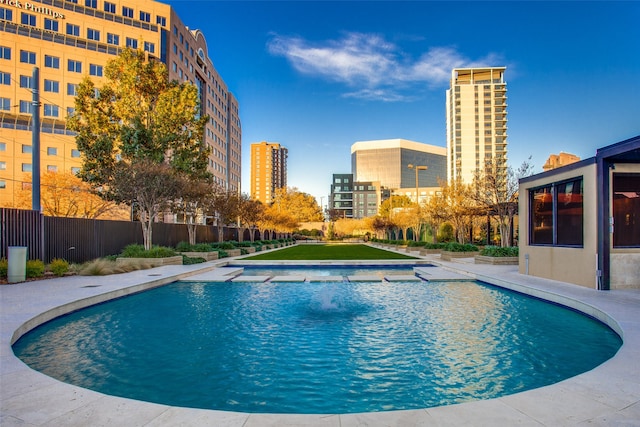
<box><xmin>250</xmin><ymin>141</ymin><xmax>287</xmax><ymax>205</ymax></box>
<box><xmin>518</xmin><ymin>135</ymin><xmax>640</xmax><ymax>290</ymax></box>
<box><xmin>351</xmin><ymin>139</ymin><xmax>446</xmax><ymax>203</ymax></box>
<box><xmin>328</xmin><ymin>173</ymin><xmax>389</xmax><ymax>219</ymax></box>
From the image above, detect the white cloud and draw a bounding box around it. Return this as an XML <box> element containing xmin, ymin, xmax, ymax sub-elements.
<box><xmin>267</xmin><ymin>32</ymin><xmax>503</xmax><ymax>101</ymax></box>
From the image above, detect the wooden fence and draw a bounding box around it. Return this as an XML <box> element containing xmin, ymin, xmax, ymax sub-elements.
<box><xmin>1</xmin><ymin>208</ymin><xmax>266</xmax><ymax>263</ymax></box>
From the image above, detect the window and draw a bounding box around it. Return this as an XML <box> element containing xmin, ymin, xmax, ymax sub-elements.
<box><xmin>19</xmin><ymin>100</ymin><xmax>30</xmax><ymax>113</ymax></box>
<box><xmin>0</xmin><ymin>142</ymin><xmax>5</xmax><ymax>151</ymax></box>
<box><xmin>66</xmin><ymin>23</ymin><xmax>80</xmax><ymax>36</ymax></box>
<box><xmin>21</xmin><ymin>12</ymin><xmax>36</xmax><ymax>26</ymax></box>
<box><xmin>126</xmin><ymin>37</ymin><xmax>137</xmax><ymax>49</ymax></box>
<box><xmin>71</xmin><ymin>149</ymin><xmax>81</xmax><ymax>158</ymax></box>
<box><xmin>19</xmin><ymin>75</ymin><xmax>32</xmax><ymax>88</ymax></box>
<box><xmin>44</xmin><ymin>79</ymin><xmax>59</xmax><ymax>93</ymax></box>
<box><xmin>71</xmin><ymin>167</ymin><xmax>80</xmax><ymax>174</ymax></box>
<box><xmin>44</xmin><ymin>104</ymin><xmax>59</xmax><ymax>117</ymax></box>
<box><xmin>67</xmin><ymin>83</ymin><xmax>78</xmax><ymax>96</ymax></box>
<box><xmin>613</xmin><ymin>173</ymin><xmax>640</xmax><ymax>247</ymax></box>
<box><xmin>107</xmin><ymin>33</ymin><xmax>119</xmax><ymax>45</ymax></box>
<box><xmin>104</xmin><ymin>1</ymin><xmax>115</xmax><ymax>13</ymax></box>
<box><xmin>87</xmin><ymin>28</ymin><xmax>100</xmax><ymax>41</ymax></box>
<box><xmin>122</xmin><ymin>6</ymin><xmax>133</xmax><ymax>18</ymax></box>
<box><xmin>529</xmin><ymin>177</ymin><xmax>584</xmax><ymax>246</ymax></box>
<box><xmin>44</xmin><ymin>18</ymin><xmax>58</xmax><ymax>31</ymax></box>
<box><xmin>0</xmin><ymin>180</ymin><xmax>6</xmax><ymax>189</ymax></box>
<box><xmin>556</xmin><ymin>178</ymin><xmax>583</xmax><ymax>246</ymax></box>
<box><xmin>139</xmin><ymin>11</ymin><xmax>150</xmax><ymax>22</ymax></box>
<box><xmin>68</xmin><ymin>59</ymin><xmax>82</xmax><ymax>73</ymax></box>
<box><xmin>85</xmin><ymin>0</ymin><xmax>97</xmax><ymax>7</ymax></box>
<box><xmin>0</xmin><ymin>46</ymin><xmax>10</xmax><ymax>59</ymax></box>
<box><xmin>45</xmin><ymin>55</ymin><xmax>60</xmax><ymax>69</ymax></box>
<box><xmin>144</xmin><ymin>42</ymin><xmax>155</xmax><ymax>53</ymax></box>
<box><xmin>0</xmin><ymin>7</ymin><xmax>13</xmax><ymax>21</ymax></box>
<box><xmin>47</xmin><ymin>165</ymin><xmax>57</xmax><ymax>172</ymax></box>
<box><xmin>67</xmin><ymin>107</ymin><xmax>75</xmax><ymax>116</ymax></box>
<box><xmin>0</xmin><ymin>97</ymin><xmax>10</xmax><ymax>110</ymax></box>
<box><xmin>156</xmin><ymin>15</ymin><xmax>166</xmax><ymax>26</ymax></box>
<box><xmin>22</xmin><ymin>144</ymin><xmax>32</xmax><ymax>154</ymax></box>
<box><xmin>22</xmin><ymin>163</ymin><xmax>32</xmax><ymax>172</ymax></box>
<box><xmin>0</xmin><ymin>71</ymin><xmax>9</xmax><ymax>85</ymax></box>
<box><xmin>47</xmin><ymin>147</ymin><xmax>58</xmax><ymax>156</ymax></box>
<box><xmin>0</xmin><ymin>161</ymin><xmax>5</xmax><ymax>170</ymax></box>
<box><xmin>89</xmin><ymin>64</ymin><xmax>103</xmax><ymax>76</ymax></box>
<box><xmin>20</xmin><ymin>50</ymin><xmax>36</xmax><ymax>64</ymax></box>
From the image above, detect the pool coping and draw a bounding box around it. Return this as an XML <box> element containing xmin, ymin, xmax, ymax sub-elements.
<box><xmin>1</xmin><ymin>249</ymin><xmax>639</xmax><ymax>425</ymax></box>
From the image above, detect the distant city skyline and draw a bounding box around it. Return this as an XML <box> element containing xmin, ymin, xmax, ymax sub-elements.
<box><xmin>164</xmin><ymin>0</ymin><xmax>640</xmax><ymax>206</ymax></box>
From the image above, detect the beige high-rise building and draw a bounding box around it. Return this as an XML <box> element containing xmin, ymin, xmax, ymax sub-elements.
<box><xmin>446</xmin><ymin>67</ymin><xmax>508</xmax><ymax>185</ymax></box>
<box><xmin>250</xmin><ymin>141</ymin><xmax>287</xmax><ymax>205</ymax></box>
<box><xmin>0</xmin><ymin>0</ymin><xmax>241</xmax><ymax>208</ymax></box>
<box><xmin>543</xmin><ymin>152</ymin><xmax>580</xmax><ymax>171</ymax></box>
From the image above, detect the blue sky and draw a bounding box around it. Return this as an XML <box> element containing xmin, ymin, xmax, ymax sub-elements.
<box><xmin>165</xmin><ymin>1</ymin><xmax>640</xmax><ymax>206</ymax></box>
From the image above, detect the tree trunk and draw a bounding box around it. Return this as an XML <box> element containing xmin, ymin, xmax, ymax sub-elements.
<box><xmin>217</xmin><ymin>224</ymin><xmax>224</xmax><ymax>242</ymax></box>
<box><xmin>140</xmin><ymin>211</ymin><xmax>153</xmax><ymax>250</ymax></box>
<box><xmin>500</xmin><ymin>222</ymin><xmax>511</xmax><ymax>247</ymax></box>
<box><xmin>187</xmin><ymin>223</ymin><xmax>197</xmax><ymax>245</ymax></box>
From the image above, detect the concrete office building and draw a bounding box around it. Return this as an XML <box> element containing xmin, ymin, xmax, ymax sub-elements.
<box><xmin>250</xmin><ymin>141</ymin><xmax>287</xmax><ymax>205</ymax></box>
<box><xmin>446</xmin><ymin>67</ymin><xmax>507</xmax><ymax>185</ymax></box>
<box><xmin>351</xmin><ymin>138</ymin><xmax>446</xmax><ymax>203</ymax></box>
<box><xmin>0</xmin><ymin>0</ymin><xmax>241</xmax><ymax>208</ymax></box>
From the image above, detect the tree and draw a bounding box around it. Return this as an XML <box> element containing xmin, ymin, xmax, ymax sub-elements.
<box><xmin>67</xmin><ymin>49</ymin><xmax>210</xmax><ymax>249</ymax></box>
<box><xmin>172</xmin><ymin>177</ymin><xmax>213</xmax><ymax>245</ymax></box>
<box><xmin>472</xmin><ymin>157</ymin><xmax>534</xmax><ymax>246</ymax></box>
<box><xmin>208</xmin><ymin>185</ymin><xmax>240</xmax><ymax>242</ymax></box>
<box><xmin>15</xmin><ymin>171</ymin><xmax>127</xmax><ymax>219</ymax></box>
<box><xmin>111</xmin><ymin>160</ymin><xmax>183</xmax><ymax>249</ymax></box>
<box><xmin>271</xmin><ymin>187</ymin><xmax>323</xmax><ymax>222</ymax></box>
<box><xmin>378</xmin><ymin>195</ymin><xmax>413</xmax><ymax>218</ymax></box>
<box><xmin>237</xmin><ymin>194</ymin><xmax>264</xmax><ymax>242</ymax></box>
<box><xmin>423</xmin><ymin>187</ymin><xmax>449</xmax><ymax>243</ymax></box>
<box><xmin>440</xmin><ymin>177</ymin><xmax>475</xmax><ymax>244</ymax></box>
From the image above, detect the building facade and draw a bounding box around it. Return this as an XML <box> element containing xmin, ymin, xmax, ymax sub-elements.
<box><xmin>542</xmin><ymin>152</ymin><xmax>580</xmax><ymax>171</ymax></box>
<box><xmin>446</xmin><ymin>67</ymin><xmax>507</xmax><ymax>185</ymax></box>
<box><xmin>0</xmin><ymin>0</ymin><xmax>241</xmax><ymax>208</ymax></box>
<box><xmin>351</xmin><ymin>138</ymin><xmax>446</xmax><ymax>204</ymax></box>
<box><xmin>329</xmin><ymin>173</ymin><xmax>389</xmax><ymax>219</ymax></box>
<box><xmin>519</xmin><ymin>135</ymin><xmax>640</xmax><ymax>290</ymax></box>
<box><xmin>250</xmin><ymin>141</ymin><xmax>287</xmax><ymax>205</ymax></box>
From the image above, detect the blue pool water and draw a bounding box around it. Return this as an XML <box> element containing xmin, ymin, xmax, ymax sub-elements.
<box><xmin>13</xmin><ymin>280</ymin><xmax>621</xmax><ymax>414</ymax></box>
<box><xmin>236</xmin><ymin>264</ymin><xmax>425</xmax><ymax>276</ymax></box>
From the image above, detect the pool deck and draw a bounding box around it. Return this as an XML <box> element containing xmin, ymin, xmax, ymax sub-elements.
<box><xmin>1</xmin><ymin>246</ymin><xmax>640</xmax><ymax>426</ymax></box>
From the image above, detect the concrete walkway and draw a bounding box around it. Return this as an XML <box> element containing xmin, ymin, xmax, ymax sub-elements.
<box><xmin>1</xmin><ymin>250</ymin><xmax>640</xmax><ymax>426</ymax></box>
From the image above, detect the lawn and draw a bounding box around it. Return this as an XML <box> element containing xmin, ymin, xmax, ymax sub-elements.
<box><xmin>243</xmin><ymin>244</ymin><xmax>416</xmax><ymax>260</ymax></box>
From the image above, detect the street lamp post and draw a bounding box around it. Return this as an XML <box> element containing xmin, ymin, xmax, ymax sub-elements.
<box><xmin>408</xmin><ymin>164</ymin><xmax>428</xmax><ymax>204</ymax></box>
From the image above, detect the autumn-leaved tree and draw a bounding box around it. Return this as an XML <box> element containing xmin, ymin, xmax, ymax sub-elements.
<box><xmin>67</xmin><ymin>49</ymin><xmax>210</xmax><ymax>249</ymax></box>
<box><xmin>16</xmin><ymin>171</ymin><xmax>128</xmax><ymax>219</ymax></box>
<box><xmin>172</xmin><ymin>177</ymin><xmax>213</xmax><ymax>245</ymax></box>
<box><xmin>271</xmin><ymin>187</ymin><xmax>323</xmax><ymax>223</ymax></box>
<box><xmin>472</xmin><ymin>157</ymin><xmax>534</xmax><ymax>246</ymax></box>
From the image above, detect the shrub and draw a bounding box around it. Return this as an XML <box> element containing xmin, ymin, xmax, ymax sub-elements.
<box><xmin>0</xmin><ymin>258</ymin><xmax>7</xmax><ymax>278</ymax></box>
<box><xmin>49</xmin><ymin>258</ymin><xmax>70</xmax><ymax>277</ymax></box>
<box><xmin>408</xmin><ymin>241</ymin><xmax>425</xmax><ymax>247</ymax></box>
<box><xmin>480</xmin><ymin>246</ymin><xmax>519</xmax><ymax>257</ymax></box>
<box><xmin>175</xmin><ymin>241</ymin><xmax>192</xmax><ymax>252</ymax></box>
<box><xmin>182</xmin><ymin>255</ymin><xmax>205</xmax><ymax>265</ymax></box>
<box><xmin>26</xmin><ymin>259</ymin><xmax>45</xmax><ymax>278</ymax></box>
<box><xmin>443</xmin><ymin>242</ymin><xmax>479</xmax><ymax>252</ymax></box>
<box><xmin>438</xmin><ymin>223</ymin><xmax>455</xmax><ymax>242</ymax></box>
<box><xmin>217</xmin><ymin>250</ymin><xmax>229</xmax><ymax>258</ymax></box>
<box><xmin>120</xmin><ymin>244</ymin><xmax>176</xmax><ymax>258</ymax></box>
<box><xmin>424</xmin><ymin>242</ymin><xmax>446</xmax><ymax>250</ymax></box>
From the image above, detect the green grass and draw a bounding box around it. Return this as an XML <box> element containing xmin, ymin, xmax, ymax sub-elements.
<box><xmin>243</xmin><ymin>244</ymin><xmax>416</xmax><ymax>260</ymax></box>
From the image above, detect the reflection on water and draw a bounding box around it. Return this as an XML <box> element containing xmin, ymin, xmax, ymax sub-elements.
<box><xmin>13</xmin><ymin>280</ymin><xmax>621</xmax><ymax>414</ymax></box>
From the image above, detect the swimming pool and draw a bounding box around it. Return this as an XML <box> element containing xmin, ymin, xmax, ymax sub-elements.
<box><xmin>13</xmin><ymin>278</ymin><xmax>621</xmax><ymax>414</ymax></box>
<box><xmin>234</xmin><ymin>263</ymin><xmax>427</xmax><ymax>277</ymax></box>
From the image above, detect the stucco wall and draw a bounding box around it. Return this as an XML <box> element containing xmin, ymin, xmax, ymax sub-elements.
<box><xmin>519</xmin><ymin>162</ymin><xmax>598</xmax><ymax>288</ymax></box>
